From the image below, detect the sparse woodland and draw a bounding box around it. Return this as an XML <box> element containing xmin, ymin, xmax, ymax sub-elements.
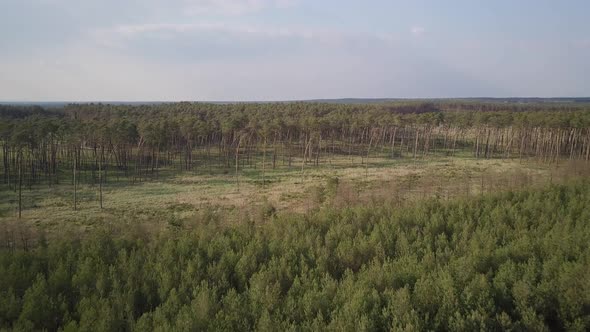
<box><xmin>2</xmin><ymin>102</ymin><xmax>589</xmax><ymax>194</ymax></box>
<box><xmin>1</xmin><ymin>101</ymin><xmax>590</xmax><ymax>331</ymax></box>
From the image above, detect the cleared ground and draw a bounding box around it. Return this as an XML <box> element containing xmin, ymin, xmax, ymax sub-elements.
<box><xmin>1</xmin><ymin>154</ymin><xmax>588</xmax><ymax>239</ymax></box>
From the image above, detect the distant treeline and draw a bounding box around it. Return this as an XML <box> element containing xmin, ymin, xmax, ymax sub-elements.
<box><xmin>1</xmin><ymin>101</ymin><xmax>590</xmax><ymax>193</ymax></box>
<box><xmin>1</xmin><ymin>182</ymin><xmax>589</xmax><ymax>330</ymax></box>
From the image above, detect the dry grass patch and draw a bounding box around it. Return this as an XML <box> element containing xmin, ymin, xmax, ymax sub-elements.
<box><xmin>1</xmin><ymin>157</ymin><xmax>587</xmax><ymax>237</ymax></box>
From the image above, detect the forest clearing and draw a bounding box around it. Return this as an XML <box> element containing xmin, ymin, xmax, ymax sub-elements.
<box><xmin>1</xmin><ymin>154</ymin><xmax>589</xmax><ymax>238</ymax></box>
<box><xmin>1</xmin><ymin>101</ymin><xmax>590</xmax><ymax>331</ymax></box>
<box><xmin>3</xmin><ymin>1</ymin><xmax>590</xmax><ymax>329</ymax></box>
<box><xmin>2</xmin><ymin>101</ymin><xmax>590</xmax><ymax>236</ymax></box>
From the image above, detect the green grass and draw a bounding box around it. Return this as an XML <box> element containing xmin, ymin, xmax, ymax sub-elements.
<box><xmin>1</xmin><ymin>154</ymin><xmax>588</xmax><ymax>237</ymax></box>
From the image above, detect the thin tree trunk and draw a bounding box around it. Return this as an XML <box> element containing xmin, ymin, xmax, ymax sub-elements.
<box><xmin>18</xmin><ymin>152</ymin><xmax>22</xmax><ymax>219</ymax></box>
<box><xmin>413</xmin><ymin>128</ymin><xmax>419</xmax><ymax>159</ymax></box>
<box><xmin>366</xmin><ymin>132</ymin><xmax>374</xmax><ymax>180</ymax></box>
<box><xmin>390</xmin><ymin>127</ymin><xmax>397</xmax><ymax>159</ymax></box>
<box><xmin>262</xmin><ymin>136</ymin><xmax>267</xmax><ymax>188</ymax></box>
<box><xmin>235</xmin><ymin>136</ymin><xmax>242</xmax><ymax>191</ymax></box>
<box><xmin>99</xmin><ymin>147</ymin><xmax>103</xmax><ymax>209</ymax></box>
<box><xmin>73</xmin><ymin>147</ymin><xmax>77</xmax><ymax>211</ymax></box>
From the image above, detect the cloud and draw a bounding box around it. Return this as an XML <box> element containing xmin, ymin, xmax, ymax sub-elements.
<box><xmin>90</xmin><ymin>20</ymin><xmax>353</xmax><ymax>59</ymax></box>
<box><xmin>2</xmin><ymin>1</ymin><xmax>588</xmax><ymax>100</ymax></box>
<box><xmin>181</xmin><ymin>0</ymin><xmax>298</xmax><ymax>16</ymax></box>
<box><xmin>0</xmin><ymin>25</ymin><xmax>510</xmax><ymax>102</ymax></box>
<box><xmin>573</xmin><ymin>39</ymin><xmax>590</xmax><ymax>49</ymax></box>
<box><xmin>111</xmin><ymin>22</ymin><xmax>310</xmax><ymax>39</ymax></box>
<box><xmin>411</xmin><ymin>26</ymin><xmax>426</xmax><ymax>36</ymax></box>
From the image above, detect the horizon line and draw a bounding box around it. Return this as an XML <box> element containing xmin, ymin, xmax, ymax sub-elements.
<box><xmin>2</xmin><ymin>96</ymin><xmax>590</xmax><ymax>105</ymax></box>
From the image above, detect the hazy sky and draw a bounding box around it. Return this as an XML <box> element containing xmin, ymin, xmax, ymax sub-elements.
<box><xmin>1</xmin><ymin>0</ymin><xmax>589</xmax><ymax>101</ymax></box>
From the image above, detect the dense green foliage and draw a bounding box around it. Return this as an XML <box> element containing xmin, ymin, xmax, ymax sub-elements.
<box><xmin>1</xmin><ymin>182</ymin><xmax>589</xmax><ymax>331</ymax></box>
<box><xmin>3</xmin><ymin>100</ymin><xmax>590</xmax><ymax>127</ymax></box>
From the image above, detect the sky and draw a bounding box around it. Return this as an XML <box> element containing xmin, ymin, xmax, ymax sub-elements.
<box><xmin>1</xmin><ymin>0</ymin><xmax>589</xmax><ymax>101</ymax></box>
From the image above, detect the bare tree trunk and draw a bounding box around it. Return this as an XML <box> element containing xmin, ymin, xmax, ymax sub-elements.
<box><xmin>399</xmin><ymin>128</ymin><xmax>405</xmax><ymax>158</ymax></box>
<box><xmin>235</xmin><ymin>136</ymin><xmax>242</xmax><ymax>191</ymax></box>
<box><xmin>451</xmin><ymin>128</ymin><xmax>458</xmax><ymax>157</ymax></box>
<box><xmin>272</xmin><ymin>134</ymin><xmax>277</xmax><ymax>169</ymax></box>
<box><xmin>365</xmin><ymin>131</ymin><xmax>374</xmax><ymax>180</ymax></box>
<box><xmin>475</xmin><ymin>129</ymin><xmax>480</xmax><ymax>158</ymax></box>
<box><xmin>301</xmin><ymin>134</ymin><xmax>312</xmax><ymax>181</ymax></box>
<box><xmin>519</xmin><ymin>130</ymin><xmax>525</xmax><ymax>161</ymax></box>
<box><xmin>3</xmin><ymin>143</ymin><xmax>9</xmax><ymax>185</ymax></box>
<box><xmin>18</xmin><ymin>151</ymin><xmax>22</xmax><ymax>219</ymax></box>
<box><xmin>316</xmin><ymin>134</ymin><xmax>322</xmax><ymax>166</ymax></box>
<box><xmin>262</xmin><ymin>136</ymin><xmax>267</xmax><ymax>188</ymax></box>
<box><xmin>504</xmin><ymin>127</ymin><xmax>513</xmax><ymax>159</ymax></box>
<box><xmin>99</xmin><ymin>147</ymin><xmax>103</xmax><ymax>209</ymax></box>
<box><xmin>73</xmin><ymin>148</ymin><xmax>77</xmax><ymax>211</ymax></box>
<box><xmin>390</xmin><ymin>127</ymin><xmax>397</xmax><ymax>159</ymax></box>
<box><xmin>484</xmin><ymin>128</ymin><xmax>491</xmax><ymax>158</ymax></box>
<box><xmin>413</xmin><ymin>127</ymin><xmax>419</xmax><ymax>159</ymax></box>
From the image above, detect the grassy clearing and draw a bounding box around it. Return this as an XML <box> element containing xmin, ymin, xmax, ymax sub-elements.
<box><xmin>1</xmin><ymin>155</ymin><xmax>588</xmax><ymax>236</ymax></box>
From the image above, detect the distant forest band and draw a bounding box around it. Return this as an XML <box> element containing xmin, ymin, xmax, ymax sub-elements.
<box><xmin>2</xmin><ymin>101</ymin><xmax>590</xmax><ymax>215</ymax></box>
